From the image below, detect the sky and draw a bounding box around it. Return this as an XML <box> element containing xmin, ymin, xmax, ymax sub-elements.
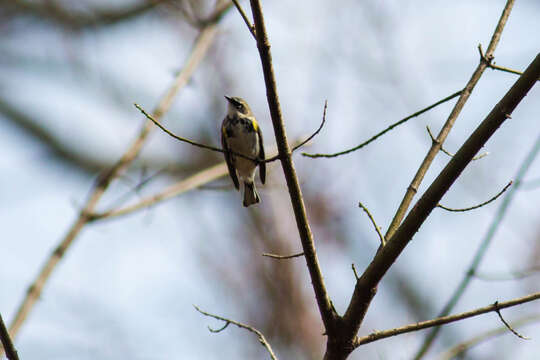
<box><xmin>1</xmin><ymin>0</ymin><xmax>539</xmax><ymax>359</ymax></box>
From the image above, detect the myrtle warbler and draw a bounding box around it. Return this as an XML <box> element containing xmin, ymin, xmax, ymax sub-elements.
<box><xmin>221</xmin><ymin>96</ymin><xmax>266</xmax><ymax>207</ymax></box>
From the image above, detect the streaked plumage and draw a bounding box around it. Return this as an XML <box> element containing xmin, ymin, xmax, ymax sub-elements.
<box><xmin>221</xmin><ymin>96</ymin><xmax>265</xmax><ymax>207</ymax></box>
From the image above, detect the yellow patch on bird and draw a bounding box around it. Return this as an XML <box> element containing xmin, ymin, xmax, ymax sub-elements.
<box><xmin>251</xmin><ymin>119</ymin><xmax>259</xmax><ymax>132</ymax></box>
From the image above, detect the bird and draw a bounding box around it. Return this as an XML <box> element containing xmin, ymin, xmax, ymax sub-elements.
<box><xmin>221</xmin><ymin>96</ymin><xmax>266</xmax><ymax>207</ymax></box>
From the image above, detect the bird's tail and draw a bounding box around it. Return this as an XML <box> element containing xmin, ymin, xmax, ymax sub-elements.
<box><xmin>243</xmin><ymin>181</ymin><xmax>260</xmax><ymax>207</ymax></box>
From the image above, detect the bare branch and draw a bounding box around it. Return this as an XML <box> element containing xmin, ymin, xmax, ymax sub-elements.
<box><xmin>353</xmin><ymin>292</ymin><xmax>540</xmax><ymax>347</ymax></box>
<box><xmin>302</xmin><ymin>90</ymin><xmax>463</xmax><ymax>158</ymax></box>
<box><xmin>437</xmin><ymin>181</ymin><xmax>512</xmax><ymax>212</ymax></box>
<box><xmin>0</xmin><ymin>313</ymin><xmax>19</xmax><ymax>360</ymax></box>
<box><xmin>232</xmin><ymin>0</ymin><xmax>256</xmax><ymax>38</ymax></box>
<box><xmin>343</xmin><ymin>53</ymin><xmax>540</xmax><ymax>359</ymax></box>
<box><xmin>134</xmin><ymin>103</ymin><xmax>224</xmax><ymax>154</ymax></box>
<box><xmin>351</xmin><ymin>264</ymin><xmax>359</xmax><ymax>281</ymax></box>
<box><xmin>194</xmin><ymin>305</ymin><xmax>278</xmax><ymax>360</ymax></box>
<box><xmin>479</xmin><ymin>44</ymin><xmax>540</xmax><ymax>81</ymax></box>
<box><xmin>438</xmin><ymin>314</ymin><xmax>540</xmax><ymax>360</ymax></box>
<box><xmin>291</xmin><ymin>100</ymin><xmax>328</xmax><ymax>152</ymax></box>
<box><xmin>358</xmin><ymin>201</ymin><xmax>386</xmax><ymax>246</ymax></box>
<box><xmin>5</xmin><ymin>8</ymin><xmax>227</xmax><ymax>343</ymax></box>
<box><xmin>249</xmin><ymin>0</ymin><xmax>338</xmax><ymax>334</ymax></box>
<box><xmin>262</xmin><ymin>252</ymin><xmax>304</xmax><ymax>259</ymax></box>
<box><xmin>426</xmin><ymin>126</ymin><xmax>488</xmax><ymax>160</ymax></box>
<box><xmin>494</xmin><ymin>301</ymin><xmax>531</xmax><ymax>340</ymax></box>
<box><xmin>386</xmin><ymin>0</ymin><xmax>516</xmax><ymax>250</ymax></box>
<box><xmin>416</xmin><ymin>133</ymin><xmax>540</xmax><ymax>358</ymax></box>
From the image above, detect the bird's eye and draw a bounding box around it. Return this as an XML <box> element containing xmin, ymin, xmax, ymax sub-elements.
<box><xmin>236</xmin><ymin>104</ymin><xmax>244</xmax><ymax>110</ymax></box>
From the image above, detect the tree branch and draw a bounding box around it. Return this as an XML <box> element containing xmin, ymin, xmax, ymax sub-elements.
<box><xmin>479</xmin><ymin>44</ymin><xmax>540</xmax><ymax>82</ymax></box>
<box><xmin>5</xmin><ymin>9</ymin><xmax>226</xmax><ymax>344</ymax></box>
<box><xmin>385</xmin><ymin>0</ymin><xmax>516</xmax><ymax>242</ymax></box>
<box><xmin>262</xmin><ymin>252</ymin><xmax>304</xmax><ymax>260</ymax></box>
<box><xmin>194</xmin><ymin>305</ymin><xmax>278</xmax><ymax>360</ymax></box>
<box><xmin>438</xmin><ymin>313</ymin><xmax>540</xmax><ymax>360</ymax></box>
<box><xmin>341</xmin><ymin>53</ymin><xmax>540</xmax><ymax>359</ymax></box>
<box><xmin>493</xmin><ymin>301</ymin><xmax>530</xmax><ymax>340</ymax></box>
<box><xmin>0</xmin><ymin>313</ymin><xmax>19</xmax><ymax>360</ymax></box>
<box><xmin>354</xmin><ymin>292</ymin><xmax>540</xmax><ymax>347</ymax></box>
<box><xmin>232</xmin><ymin>0</ymin><xmax>256</xmax><ymax>38</ymax></box>
<box><xmin>302</xmin><ymin>90</ymin><xmax>463</xmax><ymax>158</ymax></box>
<box><xmin>426</xmin><ymin>125</ymin><xmax>489</xmax><ymax>160</ymax></box>
<box><xmin>248</xmin><ymin>0</ymin><xmax>338</xmax><ymax>334</ymax></box>
<box><xmin>358</xmin><ymin>202</ymin><xmax>386</xmax><ymax>246</ymax></box>
<box><xmin>415</xmin><ymin>133</ymin><xmax>540</xmax><ymax>358</ymax></box>
<box><xmin>437</xmin><ymin>181</ymin><xmax>512</xmax><ymax>212</ymax></box>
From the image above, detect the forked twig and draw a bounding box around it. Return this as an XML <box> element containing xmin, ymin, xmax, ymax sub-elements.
<box><xmin>232</xmin><ymin>0</ymin><xmax>256</xmax><ymax>38</ymax></box>
<box><xmin>194</xmin><ymin>305</ymin><xmax>278</xmax><ymax>360</ymax></box>
<box><xmin>426</xmin><ymin>126</ymin><xmax>488</xmax><ymax>160</ymax></box>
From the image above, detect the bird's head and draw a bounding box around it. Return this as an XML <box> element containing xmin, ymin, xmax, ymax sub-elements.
<box><xmin>225</xmin><ymin>96</ymin><xmax>252</xmax><ymax>116</ymax></box>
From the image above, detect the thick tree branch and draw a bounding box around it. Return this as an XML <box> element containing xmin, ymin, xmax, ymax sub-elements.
<box><xmin>0</xmin><ymin>314</ymin><xmax>19</xmax><ymax>360</ymax></box>
<box><xmin>248</xmin><ymin>0</ymin><xmax>338</xmax><ymax>334</ymax></box>
<box><xmin>386</xmin><ymin>0</ymin><xmax>516</xmax><ymax>241</ymax></box>
<box><xmin>339</xmin><ymin>53</ymin><xmax>540</xmax><ymax>359</ymax></box>
<box><xmin>354</xmin><ymin>292</ymin><xmax>540</xmax><ymax>347</ymax></box>
<box><xmin>5</xmin><ymin>10</ymin><xmax>225</xmax><ymax>344</ymax></box>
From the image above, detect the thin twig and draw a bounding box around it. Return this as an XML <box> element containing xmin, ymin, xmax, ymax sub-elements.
<box><xmin>262</xmin><ymin>252</ymin><xmax>304</xmax><ymax>259</ymax></box>
<box><xmin>479</xmin><ymin>44</ymin><xmax>540</xmax><ymax>81</ymax></box>
<box><xmin>135</xmin><ymin>102</ymin><xmax>313</xmax><ymax>165</ymax></box>
<box><xmin>437</xmin><ymin>181</ymin><xmax>512</xmax><ymax>212</ymax></box>
<box><xmin>134</xmin><ymin>103</ymin><xmax>224</xmax><ymax>154</ymax></box>
<box><xmin>354</xmin><ymin>292</ymin><xmax>540</xmax><ymax>347</ymax></box>
<box><xmin>5</xmin><ymin>8</ymin><xmax>226</xmax><ymax>343</ymax></box>
<box><xmin>302</xmin><ymin>90</ymin><xmax>463</xmax><ymax>158</ymax></box>
<box><xmin>438</xmin><ymin>314</ymin><xmax>540</xmax><ymax>360</ymax></box>
<box><xmin>416</xmin><ymin>133</ymin><xmax>540</xmax><ymax>359</ymax></box>
<box><xmin>351</xmin><ymin>264</ymin><xmax>359</xmax><ymax>280</ymax></box>
<box><xmin>249</xmin><ymin>0</ymin><xmax>337</xmax><ymax>334</ymax></box>
<box><xmin>231</xmin><ymin>0</ymin><xmax>256</xmax><ymax>38</ymax></box>
<box><xmin>291</xmin><ymin>100</ymin><xmax>327</xmax><ymax>152</ymax></box>
<box><xmin>386</xmin><ymin>0</ymin><xmax>516</xmax><ymax>255</ymax></box>
<box><xmin>426</xmin><ymin>126</ymin><xmax>488</xmax><ymax>160</ymax></box>
<box><xmin>0</xmin><ymin>313</ymin><xmax>19</xmax><ymax>360</ymax></box>
<box><xmin>493</xmin><ymin>301</ymin><xmax>531</xmax><ymax>340</ymax></box>
<box><xmin>194</xmin><ymin>305</ymin><xmax>278</xmax><ymax>360</ymax></box>
<box><xmin>358</xmin><ymin>202</ymin><xmax>386</xmax><ymax>246</ymax></box>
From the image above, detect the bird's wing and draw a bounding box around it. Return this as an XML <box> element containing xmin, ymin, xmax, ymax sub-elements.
<box><xmin>221</xmin><ymin>121</ymin><xmax>240</xmax><ymax>190</ymax></box>
<box><xmin>257</xmin><ymin>125</ymin><xmax>266</xmax><ymax>185</ymax></box>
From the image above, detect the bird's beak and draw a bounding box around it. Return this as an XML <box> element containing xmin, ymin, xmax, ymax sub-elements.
<box><xmin>224</xmin><ymin>96</ymin><xmax>232</xmax><ymax>103</ymax></box>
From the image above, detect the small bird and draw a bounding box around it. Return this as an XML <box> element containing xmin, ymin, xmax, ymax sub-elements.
<box><xmin>221</xmin><ymin>96</ymin><xmax>266</xmax><ymax>207</ymax></box>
